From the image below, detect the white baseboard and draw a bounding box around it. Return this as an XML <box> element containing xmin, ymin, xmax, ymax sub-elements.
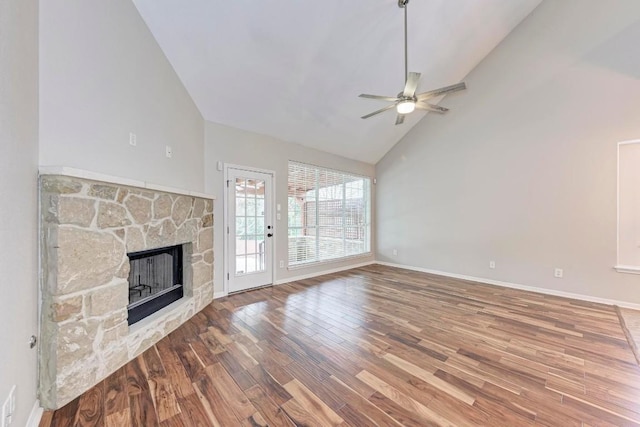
<box><xmin>26</xmin><ymin>400</ymin><xmax>43</xmax><ymax>427</ymax></box>
<box><xmin>213</xmin><ymin>291</ymin><xmax>226</xmax><ymax>299</ymax></box>
<box><xmin>274</xmin><ymin>261</ymin><xmax>376</xmax><ymax>286</ymax></box>
<box><xmin>375</xmin><ymin>261</ymin><xmax>640</xmax><ymax>310</ymax></box>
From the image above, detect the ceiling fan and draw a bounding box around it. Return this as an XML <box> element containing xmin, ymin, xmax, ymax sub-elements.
<box><xmin>360</xmin><ymin>0</ymin><xmax>467</xmax><ymax>125</ymax></box>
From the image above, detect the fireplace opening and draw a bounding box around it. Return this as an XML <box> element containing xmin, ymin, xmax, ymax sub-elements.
<box><xmin>127</xmin><ymin>244</ymin><xmax>184</xmax><ymax>325</ymax></box>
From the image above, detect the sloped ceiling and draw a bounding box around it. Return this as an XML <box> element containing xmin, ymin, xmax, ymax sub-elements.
<box><xmin>133</xmin><ymin>0</ymin><xmax>542</xmax><ymax>164</ymax></box>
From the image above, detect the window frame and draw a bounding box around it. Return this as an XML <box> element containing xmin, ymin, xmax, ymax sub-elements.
<box><xmin>616</xmin><ymin>139</ymin><xmax>640</xmax><ymax>274</ymax></box>
<box><xmin>287</xmin><ymin>161</ymin><xmax>372</xmax><ymax>268</ymax></box>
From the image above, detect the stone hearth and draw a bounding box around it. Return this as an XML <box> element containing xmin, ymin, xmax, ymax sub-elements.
<box><xmin>39</xmin><ymin>172</ymin><xmax>214</xmax><ymax>409</ymax></box>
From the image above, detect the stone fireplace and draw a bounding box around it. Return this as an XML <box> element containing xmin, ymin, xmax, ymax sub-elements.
<box><xmin>38</xmin><ymin>168</ymin><xmax>214</xmax><ymax>409</ymax></box>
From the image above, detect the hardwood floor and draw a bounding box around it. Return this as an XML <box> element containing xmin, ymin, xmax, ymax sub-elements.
<box><xmin>40</xmin><ymin>264</ymin><xmax>640</xmax><ymax>426</ymax></box>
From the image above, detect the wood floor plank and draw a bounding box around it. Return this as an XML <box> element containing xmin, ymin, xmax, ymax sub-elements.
<box><xmin>126</xmin><ymin>355</ymin><xmax>159</xmax><ymax>427</ymax></box>
<box><xmin>154</xmin><ymin>338</ymin><xmax>196</xmax><ymax>399</ymax></box>
<box><xmin>104</xmin><ymin>408</ymin><xmax>131</xmax><ymax>427</ymax></box>
<box><xmin>40</xmin><ymin>265</ymin><xmax>640</xmax><ymax>427</ymax></box>
<box><xmin>326</xmin><ymin>375</ymin><xmax>405</xmax><ymax>427</ymax></box>
<box><xmin>104</xmin><ymin>366</ymin><xmax>128</xmax><ymax>418</ymax></box>
<box><xmin>192</xmin><ymin>375</ymin><xmax>232</xmax><ymax>427</ymax></box>
<box><xmin>73</xmin><ymin>383</ymin><xmax>104</xmax><ymax>426</ymax></box>
<box><xmin>283</xmin><ymin>378</ymin><xmax>345</xmax><ymax>426</ymax></box>
<box><xmin>244</xmin><ymin>384</ymin><xmax>295</xmax><ymax>427</ymax></box>
<box><xmin>38</xmin><ymin>410</ymin><xmax>54</xmax><ymax>427</ymax></box>
<box><xmin>247</xmin><ymin>364</ymin><xmax>293</xmax><ymax>406</ymax></box>
<box><xmin>357</xmin><ymin>369</ymin><xmax>462</xmax><ymax>427</ymax></box>
<box><xmin>142</xmin><ymin>345</ymin><xmax>182</xmax><ymax>422</ymax></box>
<box><xmin>280</xmin><ymin>397</ymin><xmax>329</xmax><ymax>427</ymax></box>
<box><xmin>205</xmin><ymin>363</ymin><xmax>257</xmax><ymax>421</ymax></box>
<box><xmin>49</xmin><ymin>397</ymin><xmax>79</xmax><ymax>427</ymax></box>
<box><xmin>382</xmin><ymin>352</ymin><xmax>476</xmax><ymax>405</ymax></box>
<box><xmin>368</xmin><ymin>391</ymin><xmax>439</xmax><ymax>427</ymax></box>
<box><xmin>183</xmin><ymin>384</ymin><xmax>224</xmax><ymax>427</ymax></box>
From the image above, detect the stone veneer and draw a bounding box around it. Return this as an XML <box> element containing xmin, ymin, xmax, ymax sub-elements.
<box><xmin>39</xmin><ymin>174</ymin><xmax>214</xmax><ymax>409</ymax></box>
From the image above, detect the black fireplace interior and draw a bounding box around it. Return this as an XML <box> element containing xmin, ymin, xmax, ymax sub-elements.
<box><xmin>127</xmin><ymin>244</ymin><xmax>183</xmax><ymax>325</ymax></box>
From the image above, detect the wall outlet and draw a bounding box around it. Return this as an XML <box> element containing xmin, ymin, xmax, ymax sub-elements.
<box><xmin>279</xmin><ymin>260</ymin><xmax>284</xmax><ymax>268</ymax></box>
<box><xmin>489</xmin><ymin>261</ymin><xmax>496</xmax><ymax>269</ymax></box>
<box><xmin>165</xmin><ymin>146</ymin><xmax>173</xmax><ymax>158</ymax></box>
<box><xmin>129</xmin><ymin>132</ymin><xmax>137</xmax><ymax>146</ymax></box>
<box><xmin>392</xmin><ymin>249</ymin><xmax>398</xmax><ymax>256</ymax></box>
<box><xmin>554</xmin><ymin>268</ymin><xmax>563</xmax><ymax>278</ymax></box>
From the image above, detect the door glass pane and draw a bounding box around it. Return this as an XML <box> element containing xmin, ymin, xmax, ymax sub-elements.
<box><xmin>236</xmin><ymin>197</ymin><xmax>245</xmax><ymax>216</ymax></box>
<box><xmin>246</xmin><ymin>198</ymin><xmax>256</xmax><ymax>216</ymax></box>
<box><xmin>235</xmin><ymin>218</ymin><xmax>245</xmax><ymax>238</ymax></box>
<box><xmin>247</xmin><ymin>217</ymin><xmax>256</xmax><ymax>236</ymax></box>
<box><xmin>236</xmin><ymin>239</ymin><xmax>246</xmax><ymax>255</ymax></box>
<box><xmin>235</xmin><ymin>255</ymin><xmax>246</xmax><ymax>274</ymax></box>
<box><xmin>236</xmin><ymin>179</ymin><xmax>246</xmax><ymax>196</ymax></box>
<box><xmin>234</xmin><ymin>174</ymin><xmax>268</xmax><ymax>276</ymax></box>
<box><xmin>256</xmin><ymin>180</ymin><xmax>265</xmax><ymax>199</ymax></box>
<box><xmin>242</xmin><ymin>236</ymin><xmax>263</xmax><ymax>274</ymax></box>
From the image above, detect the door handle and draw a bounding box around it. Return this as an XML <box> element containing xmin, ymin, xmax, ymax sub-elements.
<box><xmin>267</xmin><ymin>233</ymin><xmax>273</xmax><ymax>238</ymax></box>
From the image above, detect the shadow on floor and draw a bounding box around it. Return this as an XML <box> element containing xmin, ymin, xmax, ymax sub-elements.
<box><xmin>618</xmin><ymin>307</ymin><xmax>640</xmax><ymax>365</ymax></box>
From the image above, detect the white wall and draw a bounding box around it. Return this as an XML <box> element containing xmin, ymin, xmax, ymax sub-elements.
<box><xmin>376</xmin><ymin>0</ymin><xmax>640</xmax><ymax>304</ymax></box>
<box><xmin>39</xmin><ymin>0</ymin><xmax>204</xmax><ymax>191</ymax></box>
<box><xmin>0</xmin><ymin>0</ymin><xmax>40</xmax><ymax>425</ymax></box>
<box><xmin>205</xmin><ymin>121</ymin><xmax>375</xmax><ymax>295</ymax></box>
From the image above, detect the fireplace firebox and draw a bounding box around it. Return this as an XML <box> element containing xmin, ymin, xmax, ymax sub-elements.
<box><xmin>127</xmin><ymin>244</ymin><xmax>184</xmax><ymax>325</ymax></box>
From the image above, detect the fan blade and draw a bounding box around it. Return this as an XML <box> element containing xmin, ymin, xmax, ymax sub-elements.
<box><xmin>359</xmin><ymin>94</ymin><xmax>400</xmax><ymax>102</ymax></box>
<box><xmin>361</xmin><ymin>103</ymin><xmax>397</xmax><ymax>119</ymax></box>
<box><xmin>416</xmin><ymin>103</ymin><xmax>449</xmax><ymax>113</ymax></box>
<box><xmin>395</xmin><ymin>114</ymin><xmax>405</xmax><ymax>125</ymax></box>
<box><xmin>417</xmin><ymin>82</ymin><xmax>466</xmax><ymax>101</ymax></box>
<box><xmin>403</xmin><ymin>72</ymin><xmax>421</xmax><ymax>97</ymax></box>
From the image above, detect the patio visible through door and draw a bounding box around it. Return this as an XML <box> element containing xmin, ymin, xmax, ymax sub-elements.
<box><xmin>227</xmin><ymin>167</ymin><xmax>273</xmax><ymax>293</ymax></box>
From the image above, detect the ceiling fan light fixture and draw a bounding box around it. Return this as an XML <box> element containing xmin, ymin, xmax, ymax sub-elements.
<box><xmin>358</xmin><ymin>0</ymin><xmax>466</xmax><ymax>124</ymax></box>
<box><xmin>396</xmin><ymin>100</ymin><xmax>415</xmax><ymax>114</ymax></box>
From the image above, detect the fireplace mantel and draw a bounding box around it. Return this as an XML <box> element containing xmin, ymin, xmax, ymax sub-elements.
<box><xmin>39</xmin><ymin>166</ymin><xmax>214</xmax><ymax>200</ymax></box>
<box><xmin>38</xmin><ymin>168</ymin><xmax>214</xmax><ymax>409</ymax></box>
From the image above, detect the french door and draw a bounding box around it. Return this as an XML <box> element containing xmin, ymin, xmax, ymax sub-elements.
<box><xmin>227</xmin><ymin>167</ymin><xmax>274</xmax><ymax>293</ymax></box>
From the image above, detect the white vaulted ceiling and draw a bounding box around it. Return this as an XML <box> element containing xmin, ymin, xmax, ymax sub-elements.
<box><xmin>132</xmin><ymin>0</ymin><xmax>541</xmax><ymax>164</ymax></box>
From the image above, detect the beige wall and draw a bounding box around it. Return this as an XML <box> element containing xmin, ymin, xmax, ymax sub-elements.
<box><xmin>0</xmin><ymin>0</ymin><xmax>40</xmax><ymax>424</ymax></box>
<box><xmin>39</xmin><ymin>0</ymin><xmax>204</xmax><ymax>192</ymax></box>
<box><xmin>204</xmin><ymin>121</ymin><xmax>375</xmax><ymax>295</ymax></box>
<box><xmin>376</xmin><ymin>0</ymin><xmax>640</xmax><ymax>304</ymax></box>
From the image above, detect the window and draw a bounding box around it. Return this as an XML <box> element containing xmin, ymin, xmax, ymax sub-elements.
<box><xmin>617</xmin><ymin>140</ymin><xmax>640</xmax><ymax>274</ymax></box>
<box><xmin>288</xmin><ymin>161</ymin><xmax>371</xmax><ymax>266</ymax></box>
